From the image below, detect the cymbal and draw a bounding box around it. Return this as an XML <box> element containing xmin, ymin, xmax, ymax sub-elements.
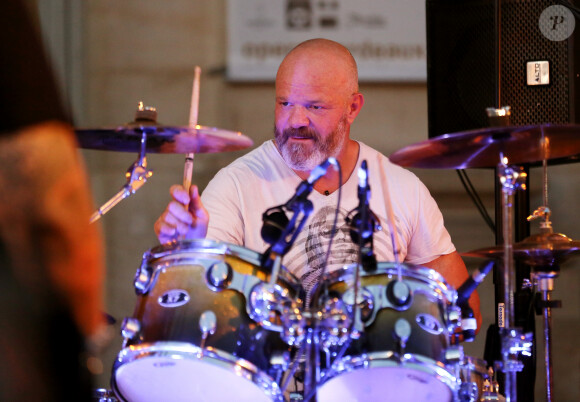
<box><xmin>389</xmin><ymin>124</ymin><xmax>580</xmax><ymax>169</ymax></box>
<box><xmin>76</xmin><ymin>122</ymin><xmax>253</xmax><ymax>154</ymax></box>
<box><xmin>462</xmin><ymin>231</ymin><xmax>580</xmax><ymax>268</ymax></box>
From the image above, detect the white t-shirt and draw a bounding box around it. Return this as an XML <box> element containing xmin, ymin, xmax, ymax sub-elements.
<box><xmin>201</xmin><ymin>140</ymin><xmax>455</xmax><ymax>290</ymax></box>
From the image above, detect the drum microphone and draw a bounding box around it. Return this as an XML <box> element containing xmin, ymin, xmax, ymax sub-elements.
<box><xmin>285</xmin><ymin>157</ymin><xmax>336</xmax><ymax>211</ymax></box>
<box><xmin>346</xmin><ymin>160</ymin><xmax>379</xmax><ymax>271</ymax></box>
<box><xmin>261</xmin><ymin>206</ymin><xmax>289</xmax><ymax>245</ymax></box>
<box><xmin>457</xmin><ymin>260</ymin><xmax>495</xmax><ymax>307</ymax></box>
<box><xmin>456</xmin><ymin>260</ymin><xmax>494</xmax><ymax>342</ymax></box>
<box><xmin>261</xmin><ymin>157</ymin><xmax>336</xmax><ymax>246</ymax></box>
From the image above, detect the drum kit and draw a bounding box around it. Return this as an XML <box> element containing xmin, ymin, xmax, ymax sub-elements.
<box><xmin>78</xmin><ymin>104</ymin><xmax>580</xmax><ymax>402</ymax></box>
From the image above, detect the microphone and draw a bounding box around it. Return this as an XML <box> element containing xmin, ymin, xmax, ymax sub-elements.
<box><xmin>346</xmin><ymin>160</ymin><xmax>379</xmax><ymax>271</ymax></box>
<box><xmin>457</xmin><ymin>260</ymin><xmax>495</xmax><ymax>306</ymax></box>
<box><xmin>261</xmin><ymin>206</ymin><xmax>289</xmax><ymax>245</ymax></box>
<box><xmin>456</xmin><ymin>260</ymin><xmax>494</xmax><ymax>342</ymax></box>
<box><xmin>261</xmin><ymin>157</ymin><xmax>336</xmax><ymax>246</ymax></box>
<box><xmin>285</xmin><ymin>157</ymin><xmax>336</xmax><ymax>210</ymax></box>
<box><xmin>347</xmin><ymin>160</ymin><xmax>379</xmax><ymax>244</ymax></box>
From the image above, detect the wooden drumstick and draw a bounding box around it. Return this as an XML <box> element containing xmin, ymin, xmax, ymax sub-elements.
<box><xmin>377</xmin><ymin>157</ymin><xmax>403</xmax><ymax>272</ymax></box>
<box><xmin>183</xmin><ymin>66</ymin><xmax>202</xmax><ymax>192</ymax></box>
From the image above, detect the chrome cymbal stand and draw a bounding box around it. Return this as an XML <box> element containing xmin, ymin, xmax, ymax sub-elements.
<box><xmin>90</xmin><ymin>104</ymin><xmax>154</xmax><ymax>223</ymax></box>
<box><xmin>526</xmin><ymin>150</ymin><xmax>561</xmax><ymax>402</ymax></box>
<box><xmin>495</xmin><ymin>158</ymin><xmax>533</xmax><ymax>402</ymax></box>
<box><xmin>532</xmin><ymin>265</ymin><xmax>560</xmax><ymax>402</ymax></box>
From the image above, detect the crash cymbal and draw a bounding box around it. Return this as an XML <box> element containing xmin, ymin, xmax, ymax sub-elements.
<box><xmin>389</xmin><ymin>124</ymin><xmax>580</xmax><ymax>169</ymax></box>
<box><xmin>76</xmin><ymin>122</ymin><xmax>253</xmax><ymax>154</ymax></box>
<box><xmin>462</xmin><ymin>231</ymin><xmax>580</xmax><ymax>268</ymax></box>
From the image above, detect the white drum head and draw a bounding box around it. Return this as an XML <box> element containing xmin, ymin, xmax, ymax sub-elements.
<box><xmin>317</xmin><ymin>366</ymin><xmax>453</xmax><ymax>402</ymax></box>
<box><xmin>115</xmin><ymin>356</ymin><xmax>274</xmax><ymax>402</ymax></box>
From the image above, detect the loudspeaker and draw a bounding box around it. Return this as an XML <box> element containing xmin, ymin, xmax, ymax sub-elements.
<box><xmin>426</xmin><ymin>0</ymin><xmax>580</xmax><ymax>138</ymax></box>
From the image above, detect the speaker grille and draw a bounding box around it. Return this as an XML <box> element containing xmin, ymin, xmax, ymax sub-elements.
<box><xmin>427</xmin><ymin>0</ymin><xmax>577</xmax><ymax>138</ymax></box>
<box><xmin>501</xmin><ymin>1</ymin><xmax>570</xmax><ymax>125</ymax></box>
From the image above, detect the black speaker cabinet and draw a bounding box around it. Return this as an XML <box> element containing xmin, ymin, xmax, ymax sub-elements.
<box><xmin>426</xmin><ymin>0</ymin><xmax>580</xmax><ymax>138</ymax></box>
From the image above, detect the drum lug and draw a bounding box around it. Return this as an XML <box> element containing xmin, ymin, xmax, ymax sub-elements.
<box><xmin>393</xmin><ymin>318</ymin><xmax>412</xmax><ymax>356</ymax></box>
<box><xmin>120</xmin><ymin>317</ymin><xmax>141</xmax><ymax>346</ymax></box>
<box><xmin>340</xmin><ymin>286</ymin><xmax>375</xmax><ymax>323</ymax></box>
<box><xmin>206</xmin><ymin>261</ymin><xmax>233</xmax><ymax>290</ymax></box>
<box><xmin>199</xmin><ymin>310</ymin><xmax>217</xmax><ymax>350</ymax></box>
<box><xmin>386</xmin><ymin>280</ymin><xmax>412</xmax><ymax>309</ymax></box>
<box><xmin>134</xmin><ymin>260</ymin><xmax>153</xmax><ymax>295</ymax></box>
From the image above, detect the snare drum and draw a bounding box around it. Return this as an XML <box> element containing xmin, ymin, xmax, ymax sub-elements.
<box><xmin>314</xmin><ymin>262</ymin><xmax>459</xmax><ymax>402</ymax></box>
<box><xmin>112</xmin><ymin>240</ymin><xmax>303</xmax><ymax>402</ymax></box>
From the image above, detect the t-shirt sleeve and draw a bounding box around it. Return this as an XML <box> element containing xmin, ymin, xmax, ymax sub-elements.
<box><xmin>201</xmin><ymin>168</ymin><xmax>245</xmax><ymax>245</ymax></box>
<box><xmin>404</xmin><ymin>179</ymin><xmax>456</xmax><ymax>265</ymax></box>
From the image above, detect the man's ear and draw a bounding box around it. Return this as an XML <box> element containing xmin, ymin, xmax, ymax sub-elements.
<box><xmin>346</xmin><ymin>92</ymin><xmax>365</xmax><ymax>124</ymax></box>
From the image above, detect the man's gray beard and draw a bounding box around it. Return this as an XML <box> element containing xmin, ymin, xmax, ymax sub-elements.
<box><xmin>275</xmin><ymin>118</ymin><xmax>347</xmax><ymax>171</ymax></box>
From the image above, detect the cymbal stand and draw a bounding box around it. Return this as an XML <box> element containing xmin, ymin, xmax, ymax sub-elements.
<box><xmin>495</xmin><ymin>157</ymin><xmax>533</xmax><ymax>402</ymax></box>
<box><xmin>527</xmin><ymin>156</ymin><xmax>560</xmax><ymax>402</ymax></box>
<box><xmin>532</xmin><ymin>265</ymin><xmax>560</xmax><ymax>402</ymax></box>
<box><xmin>90</xmin><ymin>130</ymin><xmax>152</xmax><ymax>223</ymax></box>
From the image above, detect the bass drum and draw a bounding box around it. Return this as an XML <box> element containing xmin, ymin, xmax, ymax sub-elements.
<box><xmin>314</xmin><ymin>262</ymin><xmax>459</xmax><ymax>402</ymax></box>
<box><xmin>112</xmin><ymin>240</ymin><xmax>303</xmax><ymax>402</ymax></box>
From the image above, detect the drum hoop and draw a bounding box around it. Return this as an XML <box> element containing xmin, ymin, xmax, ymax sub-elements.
<box><xmin>321</xmin><ymin>262</ymin><xmax>457</xmax><ymax>302</ymax></box>
<box><xmin>145</xmin><ymin>239</ymin><xmax>301</xmax><ymax>285</ymax></box>
<box><xmin>113</xmin><ymin>341</ymin><xmax>284</xmax><ymax>401</ymax></box>
<box><xmin>321</xmin><ymin>351</ymin><xmax>458</xmax><ymax>392</ymax></box>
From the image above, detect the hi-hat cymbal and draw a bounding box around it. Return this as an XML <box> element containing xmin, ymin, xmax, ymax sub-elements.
<box><xmin>389</xmin><ymin>124</ymin><xmax>580</xmax><ymax>169</ymax></box>
<box><xmin>76</xmin><ymin>122</ymin><xmax>253</xmax><ymax>154</ymax></box>
<box><xmin>462</xmin><ymin>232</ymin><xmax>580</xmax><ymax>268</ymax></box>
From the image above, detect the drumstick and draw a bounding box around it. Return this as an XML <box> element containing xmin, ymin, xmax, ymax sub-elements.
<box><xmin>183</xmin><ymin>66</ymin><xmax>202</xmax><ymax>192</ymax></box>
<box><xmin>377</xmin><ymin>157</ymin><xmax>403</xmax><ymax>279</ymax></box>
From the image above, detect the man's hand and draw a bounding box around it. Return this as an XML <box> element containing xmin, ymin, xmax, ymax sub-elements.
<box><xmin>154</xmin><ymin>184</ymin><xmax>209</xmax><ymax>243</ymax></box>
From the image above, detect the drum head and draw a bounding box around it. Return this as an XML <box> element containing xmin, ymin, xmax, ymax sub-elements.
<box><xmin>114</xmin><ymin>354</ymin><xmax>276</xmax><ymax>402</ymax></box>
<box><xmin>317</xmin><ymin>365</ymin><xmax>453</xmax><ymax>402</ymax></box>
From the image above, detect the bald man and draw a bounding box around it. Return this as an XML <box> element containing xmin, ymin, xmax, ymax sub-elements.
<box><xmin>155</xmin><ymin>38</ymin><xmax>481</xmax><ymax>328</ymax></box>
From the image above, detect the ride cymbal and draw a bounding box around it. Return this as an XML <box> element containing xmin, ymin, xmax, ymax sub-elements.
<box><xmin>389</xmin><ymin>124</ymin><xmax>580</xmax><ymax>169</ymax></box>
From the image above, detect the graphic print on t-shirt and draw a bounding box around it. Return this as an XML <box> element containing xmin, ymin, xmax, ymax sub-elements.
<box><xmin>284</xmin><ymin>205</ymin><xmax>359</xmax><ymax>295</ymax></box>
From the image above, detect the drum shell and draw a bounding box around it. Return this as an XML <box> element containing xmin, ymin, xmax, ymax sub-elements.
<box><xmin>128</xmin><ymin>242</ymin><xmax>300</xmax><ymax>370</ymax></box>
<box><xmin>313</xmin><ymin>262</ymin><xmax>459</xmax><ymax>402</ymax></box>
<box><xmin>318</xmin><ymin>262</ymin><xmax>455</xmax><ymax>361</ymax></box>
<box><xmin>113</xmin><ymin>240</ymin><xmax>302</xmax><ymax>402</ymax></box>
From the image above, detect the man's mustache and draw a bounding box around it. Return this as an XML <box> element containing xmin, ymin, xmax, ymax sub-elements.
<box><xmin>280</xmin><ymin>127</ymin><xmax>320</xmax><ymax>142</ymax></box>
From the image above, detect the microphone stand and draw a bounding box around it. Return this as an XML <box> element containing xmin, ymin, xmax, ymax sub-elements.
<box><xmin>260</xmin><ymin>196</ymin><xmax>316</xmax><ymax>399</ymax></box>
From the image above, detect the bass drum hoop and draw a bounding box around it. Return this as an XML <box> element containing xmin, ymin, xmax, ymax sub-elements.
<box><xmin>112</xmin><ymin>341</ymin><xmax>284</xmax><ymax>402</ymax></box>
<box><xmin>318</xmin><ymin>351</ymin><xmax>458</xmax><ymax>401</ymax></box>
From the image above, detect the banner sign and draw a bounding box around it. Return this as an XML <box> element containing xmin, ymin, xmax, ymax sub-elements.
<box><xmin>227</xmin><ymin>0</ymin><xmax>427</xmax><ymax>82</ymax></box>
